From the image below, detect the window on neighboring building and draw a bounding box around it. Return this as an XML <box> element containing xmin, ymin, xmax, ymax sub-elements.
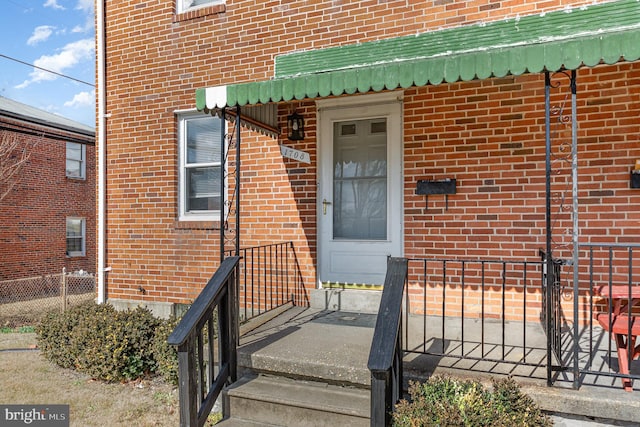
<box><xmin>66</xmin><ymin>142</ymin><xmax>86</xmax><ymax>179</ymax></box>
<box><xmin>178</xmin><ymin>112</ymin><xmax>224</xmax><ymax>221</ymax></box>
<box><xmin>177</xmin><ymin>0</ymin><xmax>223</xmax><ymax>13</ymax></box>
<box><xmin>66</xmin><ymin>217</ymin><xmax>85</xmax><ymax>257</ymax></box>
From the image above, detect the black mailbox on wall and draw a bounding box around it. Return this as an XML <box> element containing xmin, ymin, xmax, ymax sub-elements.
<box><xmin>416</xmin><ymin>179</ymin><xmax>456</xmax><ymax>210</ymax></box>
<box><xmin>416</xmin><ymin>179</ymin><xmax>457</xmax><ymax>196</ymax></box>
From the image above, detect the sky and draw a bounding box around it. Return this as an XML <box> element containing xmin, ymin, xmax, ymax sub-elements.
<box><xmin>0</xmin><ymin>0</ymin><xmax>95</xmax><ymax>128</ymax></box>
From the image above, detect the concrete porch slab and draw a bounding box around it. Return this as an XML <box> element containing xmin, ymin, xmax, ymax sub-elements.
<box><xmin>237</xmin><ymin>306</ymin><xmax>640</xmax><ymax>424</ymax></box>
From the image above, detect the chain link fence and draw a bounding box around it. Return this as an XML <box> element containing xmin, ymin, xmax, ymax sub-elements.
<box><xmin>0</xmin><ymin>269</ymin><xmax>96</xmax><ymax>328</ymax></box>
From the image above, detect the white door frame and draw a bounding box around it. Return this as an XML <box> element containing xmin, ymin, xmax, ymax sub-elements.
<box><xmin>316</xmin><ymin>92</ymin><xmax>404</xmax><ymax>287</ymax></box>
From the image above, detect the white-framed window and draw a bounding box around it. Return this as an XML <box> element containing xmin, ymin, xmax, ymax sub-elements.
<box><xmin>66</xmin><ymin>217</ymin><xmax>86</xmax><ymax>257</ymax></box>
<box><xmin>177</xmin><ymin>0</ymin><xmax>223</xmax><ymax>13</ymax></box>
<box><xmin>66</xmin><ymin>142</ymin><xmax>86</xmax><ymax>179</ymax></box>
<box><xmin>177</xmin><ymin>111</ymin><xmax>225</xmax><ymax>221</ymax></box>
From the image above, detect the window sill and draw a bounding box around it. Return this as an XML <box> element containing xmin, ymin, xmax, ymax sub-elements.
<box><xmin>174</xmin><ymin>3</ymin><xmax>226</xmax><ymax>22</ymax></box>
<box><xmin>175</xmin><ymin>220</ymin><xmax>221</xmax><ymax>230</ymax></box>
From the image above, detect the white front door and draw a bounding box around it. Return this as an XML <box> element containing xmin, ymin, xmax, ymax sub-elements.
<box><xmin>318</xmin><ymin>95</ymin><xmax>402</xmax><ymax>286</ymax></box>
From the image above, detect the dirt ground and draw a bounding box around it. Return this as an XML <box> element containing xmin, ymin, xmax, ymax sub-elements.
<box><xmin>0</xmin><ymin>332</ymin><xmax>182</xmax><ymax>426</ymax></box>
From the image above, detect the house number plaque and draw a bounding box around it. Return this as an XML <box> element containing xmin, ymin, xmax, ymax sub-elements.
<box><xmin>280</xmin><ymin>145</ymin><xmax>311</xmax><ymax>164</ymax></box>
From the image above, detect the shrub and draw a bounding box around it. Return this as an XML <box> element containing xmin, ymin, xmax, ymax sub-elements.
<box><xmin>36</xmin><ymin>302</ymin><xmax>176</xmax><ymax>383</ymax></box>
<box><xmin>152</xmin><ymin>315</ymin><xmax>180</xmax><ymax>385</ymax></box>
<box><xmin>393</xmin><ymin>376</ymin><xmax>552</xmax><ymax>427</ymax></box>
<box><xmin>36</xmin><ymin>301</ymin><xmax>97</xmax><ymax>369</ymax></box>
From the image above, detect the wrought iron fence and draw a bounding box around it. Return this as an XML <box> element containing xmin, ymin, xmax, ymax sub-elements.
<box><xmin>540</xmin><ymin>250</ymin><xmax>566</xmax><ymax>384</ymax></box>
<box><xmin>403</xmin><ymin>247</ymin><xmax>640</xmax><ymax>391</ymax></box>
<box><xmin>0</xmin><ymin>269</ymin><xmax>95</xmax><ymax>327</ymax></box>
<box><xmin>577</xmin><ymin>243</ymin><xmax>640</xmax><ymax>391</ymax></box>
<box><xmin>404</xmin><ymin>257</ymin><xmax>547</xmax><ymax>368</ymax></box>
<box><xmin>227</xmin><ymin>241</ymin><xmax>309</xmax><ymax>322</ymax></box>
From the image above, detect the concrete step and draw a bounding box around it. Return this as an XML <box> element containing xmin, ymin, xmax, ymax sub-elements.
<box><xmin>237</xmin><ymin>308</ymin><xmax>375</xmax><ymax>388</ymax></box>
<box><xmin>221</xmin><ymin>373</ymin><xmax>370</xmax><ymax>427</ymax></box>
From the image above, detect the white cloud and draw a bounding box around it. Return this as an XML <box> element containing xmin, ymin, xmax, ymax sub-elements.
<box><xmin>64</xmin><ymin>90</ymin><xmax>95</xmax><ymax>108</ymax></box>
<box><xmin>43</xmin><ymin>0</ymin><xmax>65</xmax><ymax>10</ymax></box>
<box><xmin>73</xmin><ymin>0</ymin><xmax>95</xmax><ymax>34</ymax></box>
<box><xmin>75</xmin><ymin>0</ymin><xmax>94</xmax><ymax>13</ymax></box>
<box><xmin>27</xmin><ymin>25</ymin><xmax>56</xmax><ymax>46</ymax></box>
<box><xmin>15</xmin><ymin>38</ymin><xmax>95</xmax><ymax>89</ymax></box>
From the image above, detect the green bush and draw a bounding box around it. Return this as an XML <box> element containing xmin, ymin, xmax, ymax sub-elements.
<box><xmin>152</xmin><ymin>315</ymin><xmax>180</xmax><ymax>385</ymax></box>
<box><xmin>36</xmin><ymin>302</ymin><xmax>178</xmax><ymax>383</ymax></box>
<box><xmin>393</xmin><ymin>376</ymin><xmax>552</xmax><ymax>427</ymax></box>
<box><xmin>36</xmin><ymin>302</ymin><xmax>97</xmax><ymax>369</ymax></box>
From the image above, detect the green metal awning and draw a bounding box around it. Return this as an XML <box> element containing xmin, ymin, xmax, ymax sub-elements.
<box><xmin>197</xmin><ymin>0</ymin><xmax>640</xmax><ymax>112</ymax></box>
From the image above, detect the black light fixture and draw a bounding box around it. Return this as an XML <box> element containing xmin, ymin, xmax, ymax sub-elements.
<box><xmin>287</xmin><ymin>111</ymin><xmax>305</xmax><ymax>141</ymax></box>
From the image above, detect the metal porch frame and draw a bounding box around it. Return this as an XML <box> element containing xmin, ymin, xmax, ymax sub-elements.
<box><xmin>215</xmin><ymin>67</ymin><xmax>584</xmax><ymax>389</ymax></box>
<box><xmin>220</xmin><ymin>106</ymin><xmax>241</xmax><ymax>260</ymax></box>
<box><xmin>216</xmin><ymin>71</ymin><xmax>582</xmax><ymax>388</ymax></box>
<box><xmin>545</xmin><ymin>70</ymin><xmax>580</xmax><ymax>388</ymax></box>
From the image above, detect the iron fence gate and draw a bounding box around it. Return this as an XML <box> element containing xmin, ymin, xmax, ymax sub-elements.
<box><xmin>540</xmin><ymin>252</ymin><xmax>568</xmax><ymax>384</ymax></box>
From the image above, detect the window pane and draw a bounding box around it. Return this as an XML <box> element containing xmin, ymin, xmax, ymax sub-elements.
<box><xmin>66</xmin><ymin>142</ymin><xmax>84</xmax><ymax>178</ymax></box>
<box><xmin>183</xmin><ymin>0</ymin><xmax>216</xmax><ymax>9</ymax></box>
<box><xmin>66</xmin><ymin>142</ymin><xmax>82</xmax><ymax>161</ymax></box>
<box><xmin>186</xmin><ymin>166</ymin><xmax>221</xmax><ymax>212</ymax></box>
<box><xmin>66</xmin><ymin>160</ymin><xmax>81</xmax><ymax>177</ymax></box>
<box><xmin>66</xmin><ymin>219</ymin><xmax>82</xmax><ymax>237</ymax></box>
<box><xmin>186</xmin><ymin>117</ymin><xmax>221</xmax><ymax>164</ymax></box>
<box><xmin>333</xmin><ymin>119</ymin><xmax>387</xmax><ymax>240</ymax></box>
<box><xmin>66</xmin><ymin>218</ymin><xmax>84</xmax><ymax>255</ymax></box>
<box><xmin>333</xmin><ymin>178</ymin><xmax>387</xmax><ymax>239</ymax></box>
<box><xmin>67</xmin><ymin>238</ymin><xmax>83</xmax><ymax>253</ymax></box>
<box><xmin>179</xmin><ymin>113</ymin><xmax>224</xmax><ymax>218</ymax></box>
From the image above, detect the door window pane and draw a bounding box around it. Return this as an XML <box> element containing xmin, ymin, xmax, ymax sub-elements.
<box><xmin>333</xmin><ymin>119</ymin><xmax>387</xmax><ymax>240</ymax></box>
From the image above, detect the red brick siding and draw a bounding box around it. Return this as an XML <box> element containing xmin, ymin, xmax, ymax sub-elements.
<box><xmin>402</xmin><ymin>65</ymin><xmax>640</xmax><ymax>322</ymax></box>
<box><xmin>0</xmin><ymin>119</ymin><xmax>96</xmax><ymax>281</ymax></box>
<box><xmin>103</xmin><ymin>1</ymin><xmax>640</xmax><ymax>312</ymax></box>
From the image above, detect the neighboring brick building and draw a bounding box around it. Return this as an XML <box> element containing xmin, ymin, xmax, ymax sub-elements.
<box><xmin>0</xmin><ymin>96</ymin><xmax>95</xmax><ymax>281</ymax></box>
<box><xmin>98</xmin><ymin>0</ymin><xmax>640</xmax><ymax>316</ymax></box>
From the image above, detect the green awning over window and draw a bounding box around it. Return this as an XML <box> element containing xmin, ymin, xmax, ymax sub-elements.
<box><xmin>197</xmin><ymin>0</ymin><xmax>640</xmax><ymax>111</ymax></box>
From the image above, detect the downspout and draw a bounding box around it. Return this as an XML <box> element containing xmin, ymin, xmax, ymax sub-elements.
<box><xmin>97</xmin><ymin>0</ymin><xmax>107</xmax><ymax>303</ymax></box>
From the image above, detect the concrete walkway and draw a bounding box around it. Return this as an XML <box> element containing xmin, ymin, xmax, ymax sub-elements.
<box><xmin>238</xmin><ymin>307</ymin><xmax>640</xmax><ymax>424</ymax></box>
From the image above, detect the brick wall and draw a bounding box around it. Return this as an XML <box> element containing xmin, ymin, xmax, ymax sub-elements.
<box><xmin>401</xmin><ymin>64</ymin><xmax>640</xmax><ymax>322</ymax></box>
<box><xmin>0</xmin><ymin>118</ymin><xmax>96</xmax><ymax>281</ymax></box>
<box><xmin>404</xmin><ymin>67</ymin><xmax>639</xmax><ymax>259</ymax></box>
<box><xmin>103</xmin><ymin>0</ymin><xmax>640</xmax><ymax>313</ymax></box>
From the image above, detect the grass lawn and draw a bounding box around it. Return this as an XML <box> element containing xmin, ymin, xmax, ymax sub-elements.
<box><xmin>0</xmin><ymin>332</ymin><xmax>181</xmax><ymax>426</ymax></box>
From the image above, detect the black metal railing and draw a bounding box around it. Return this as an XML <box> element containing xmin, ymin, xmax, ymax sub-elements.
<box><xmin>540</xmin><ymin>250</ymin><xmax>567</xmax><ymax>385</ymax></box>
<box><xmin>229</xmin><ymin>241</ymin><xmax>308</xmax><ymax>322</ymax></box>
<box><xmin>168</xmin><ymin>256</ymin><xmax>240</xmax><ymax>427</ymax></box>
<box><xmin>580</xmin><ymin>243</ymin><xmax>640</xmax><ymax>390</ymax></box>
<box><xmin>404</xmin><ymin>257</ymin><xmax>546</xmax><ymax>368</ymax></box>
<box><xmin>367</xmin><ymin>257</ymin><xmax>408</xmax><ymax>427</ymax></box>
<box><xmin>368</xmin><ymin>247</ymin><xmax>638</xmax><ymax>423</ymax></box>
